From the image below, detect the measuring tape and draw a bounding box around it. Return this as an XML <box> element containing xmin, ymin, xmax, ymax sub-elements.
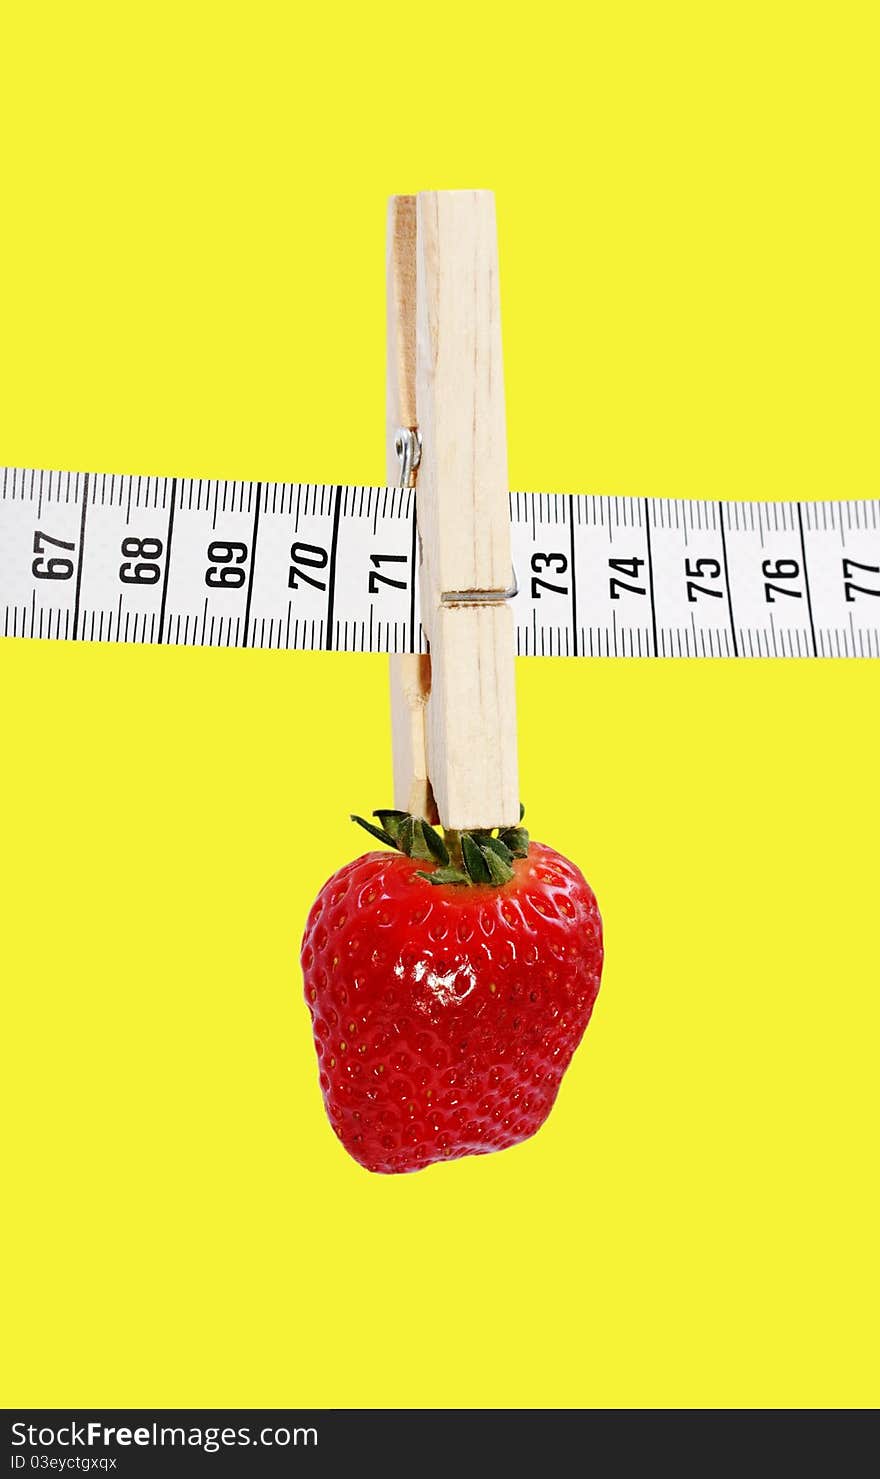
<box><xmin>1</xmin><ymin>467</ymin><xmax>878</xmax><ymax>658</ymax></box>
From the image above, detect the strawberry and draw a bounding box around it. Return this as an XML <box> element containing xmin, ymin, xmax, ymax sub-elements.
<box><xmin>300</xmin><ymin>809</ymin><xmax>603</xmax><ymax>1174</ymax></box>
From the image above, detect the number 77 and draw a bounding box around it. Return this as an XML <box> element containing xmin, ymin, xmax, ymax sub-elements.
<box><xmin>843</xmin><ymin>558</ymin><xmax>880</xmax><ymax>601</ymax></box>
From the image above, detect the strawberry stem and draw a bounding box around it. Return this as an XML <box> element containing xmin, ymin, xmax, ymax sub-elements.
<box><xmin>443</xmin><ymin>828</ymin><xmax>463</xmax><ymax>868</ymax></box>
<box><xmin>350</xmin><ymin>808</ymin><xmax>530</xmax><ymax>888</ymax></box>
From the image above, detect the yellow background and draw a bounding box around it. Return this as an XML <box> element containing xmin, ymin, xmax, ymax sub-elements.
<box><xmin>1</xmin><ymin>1</ymin><xmax>878</xmax><ymax>1411</ymax></box>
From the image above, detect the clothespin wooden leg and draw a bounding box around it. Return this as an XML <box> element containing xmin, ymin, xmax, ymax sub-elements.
<box><xmin>387</xmin><ymin>195</ymin><xmax>435</xmax><ymax>822</ymax></box>
<box><xmin>387</xmin><ymin>190</ymin><xmax>519</xmax><ymax>831</ymax></box>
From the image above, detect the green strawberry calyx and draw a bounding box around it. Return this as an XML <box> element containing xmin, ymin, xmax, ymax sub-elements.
<box><xmin>350</xmin><ymin>806</ymin><xmax>529</xmax><ymax>888</ymax></box>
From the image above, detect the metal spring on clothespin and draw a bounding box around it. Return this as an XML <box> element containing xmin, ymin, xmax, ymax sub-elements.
<box><xmin>394</xmin><ymin>428</ymin><xmax>421</xmax><ymax>489</ymax></box>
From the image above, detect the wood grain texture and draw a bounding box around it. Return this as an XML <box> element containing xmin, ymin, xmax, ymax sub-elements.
<box><xmin>415</xmin><ymin>191</ymin><xmax>518</xmax><ymax>828</ymax></box>
<box><xmin>386</xmin><ymin>194</ymin><xmax>417</xmax><ymax>468</ymax></box>
<box><xmin>415</xmin><ymin>190</ymin><xmax>512</xmax><ymax>598</ymax></box>
<box><xmin>389</xmin><ymin>652</ymin><xmax>435</xmax><ymax>822</ymax></box>
<box><xmin>387</xmin><ymin>195</ymin><xmax>433</xmax><ymax>820</ymax></box>
<box><xmin>426</xmin><ymin>603</ymin><xmax>519</xmax><ymax>829</ymax></box>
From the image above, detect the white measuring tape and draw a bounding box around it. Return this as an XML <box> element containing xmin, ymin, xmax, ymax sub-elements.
<box><xmin>1</xmin><ymin>467</ymin><xmax>878</xmax><ymax>658</ymax></box>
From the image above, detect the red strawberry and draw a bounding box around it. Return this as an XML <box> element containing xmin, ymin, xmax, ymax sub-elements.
<box><xmin>301</xmin><ymin>809</ymin><xmax>603</xmax><ymax>1174</ymax></box>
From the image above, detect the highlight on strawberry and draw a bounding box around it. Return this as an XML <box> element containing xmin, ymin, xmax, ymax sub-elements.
<box><xmin>301</xmin><ymin>807</ymin><xmax>603</xmax><ymax>1174</ymax></box>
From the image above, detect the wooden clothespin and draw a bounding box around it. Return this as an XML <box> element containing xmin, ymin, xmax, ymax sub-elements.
<box><xmin>386</xmin><ymin>190</ymin><xmax>519</xmax><ymax>830</ymax></box>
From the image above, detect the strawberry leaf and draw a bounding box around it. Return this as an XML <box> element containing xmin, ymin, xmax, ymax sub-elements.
<box><xmin>483</xmin><ymin>835</ymin><xmax>514</xmax><ymax>865</ymax></box>
<box><xmin>397</xmin><ymin>816</ymin><xmax>415</xmax><ymax>856</ymax></box>
<box><xmin>482</xmin><ymin>845</ymin><xmax>513</xmax><ymax>885</ymax></box>
<box><xmin>415</xmin><ymin>867</ymin><xmax>471</xmax><ymax>886</ymax></box>
<box><xmin>422</xmin><ymin>822</ymin><xmax>450</xmax><ymax>866</ymax></box>
<box><xmin>462</xmin><ymin>833</ymin><xmax>491</xmax><ymax>884</ymax></box>
<box><xmin>351</xmin><ymin>815</ymin><xmax>397</xmax><ymax>848</ymax></box>
<box><xmin>373</xmin><ymin>809</ymin><xmax>408</xmax><ymax>843</ymax></box>
<box><xmin>408</xmin><ymin>819</ymin><xmax>435</xmax><ymax>861</ymax></box>
<box><xmin>499</xmin><ymin>825</ymin><xmax>529</xmax><ymax>858</ymax></box>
